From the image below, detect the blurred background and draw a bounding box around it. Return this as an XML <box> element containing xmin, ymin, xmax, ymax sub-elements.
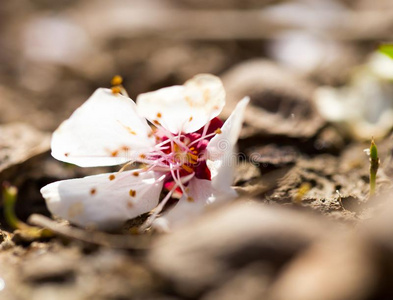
<box><xmin>1</xmin><ymin>0</ymin><xmax>393</xmax><ymax>135</ymax></box>
<box><xmin>3</xmin><ymin>1</ymin><xmax>393</xmax><ymax>300</ymax></box>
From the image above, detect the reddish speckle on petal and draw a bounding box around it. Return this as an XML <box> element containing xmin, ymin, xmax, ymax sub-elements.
<box><xmin>157</xmin><ymin>112</ymin><xmax>162</xmax><ymax>118</ymax></box>
<box><xmin>187</xmin><ymin>196</ymin><xmax>194</xmax><ymax>202</ymax></box>
<box><xmin>129</xmin><ymin>189</ymin><xmax>136</xmax><ymax>197</ymax></box>
<box><xmin>111</xmin><ymin>150</ymin><xmax>119</xmax><ymax>157</ymax></box>
<box><xmin>132</xmin><ymin>171</ymin><xmax>140</xmax><ymax>177</ymax></box>
<box><xmin>64</xmin><ymin>153</ymin><xmax>69</xmax><ymax>157</ymax></box>
<box><xmin>109</xmin><ymin>174</ymin><xmax>116</xmax><ymax>181</ymax></box>
<box><xmin>90</xmin><ymin>188</ymin><xmax>96</xmax><ymax>195</ymax></box>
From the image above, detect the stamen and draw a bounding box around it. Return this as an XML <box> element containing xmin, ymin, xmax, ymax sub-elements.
<box><xmin>139</xmin><ymin>184</ymin><xmax>179</xmax><ymax>232</ymax></box>
<box><xmin>188</xmin><ymin>131</ymin><xmax>217</xmax><ymax>147</ymax></box>
<box><xmin>111</xmin><ymin>75</ymin><xmax>123</xmax><ymax>86</ymax></box>
<box><xmin>187</xmin><ymin>152</ymin><xmax>199</xmax><ymax>162</ymax></box>
<box><xmin>181</xmin><ymin>164</ymin><xmax>193</xmax><ymax>173</ymax></box>
<box><xmin>200</xmin><ymin>120</ymin><xmax>211</xmax><ymax>139</ymax></box>
<box><xmin>111</xmin><ymin>86</ymin><xmax>122</xmax><ymax>94</ymax></box>
<box><xmin>117</xmin><ymin>161</ymin><xmax>134</xmax><ymax>174</ymax></box>
<box><xmin>110</xmin><ymin>75</ymin><xmax>129</xmax><ymax>97</ymax></box>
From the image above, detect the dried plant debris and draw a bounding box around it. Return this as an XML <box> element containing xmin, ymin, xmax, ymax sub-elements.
<box><xmin>266</xmin><ymin>152</ymin><xmax>386</xmax><ymax>219</ymax></box>
<box><xmin>247</xmin><ymin>144</ymin><xmax>300</xmax><ymax>166</ymax></box>
<box><xmin>0</xmin><ymin>123</ymin><xmax>50</xmax><ymax>174</ymax></box>
<box><xmin>222</xmin><ymin>59</ymin><xmax>325</xmax><ymax>138</ymax></box>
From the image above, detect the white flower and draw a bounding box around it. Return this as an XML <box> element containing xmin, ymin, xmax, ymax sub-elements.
<box><xmin>40</xmin><ymin>74</ymin><xmax>249</xmax><ymax>231</ymax></box>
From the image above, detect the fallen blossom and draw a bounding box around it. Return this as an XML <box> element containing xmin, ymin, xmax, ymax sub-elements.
<box><xmin>40</xmin><ymin>74</ymin><xmax>249</xmax><ymax>231</ymax></box>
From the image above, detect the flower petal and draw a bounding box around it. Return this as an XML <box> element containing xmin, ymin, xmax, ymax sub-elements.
<box><xmin>52</xmin><ymin>88</ymin><xmax>155</xmax><ymax>167</ymax></box>
<box><xmin>207</xmin><ymin>97</ymin><xmax>249</xmax><ymax>193</ymax></box>
<box><xmin>40</xmin><ymin>170</ymin><xmax>164</xmax><ymax>230</ymax></box>
<box><xmin>136</xmin><ymin>74</ymin><xmax>225</xmax><ymax>134</ymax></box>
<box><xmin>153</xmin><ymin>178</ymin><xmax>214</xmax><ymax>232</ymax></box>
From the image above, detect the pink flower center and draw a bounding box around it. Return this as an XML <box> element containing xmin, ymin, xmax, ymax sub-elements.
<box><xmin>139</xmin><ymin>117</ymin><xmax>223</xmax><ymax>198</ymax></box>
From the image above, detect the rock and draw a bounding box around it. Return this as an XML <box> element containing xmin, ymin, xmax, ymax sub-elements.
<box><xmin>0</xmin><ymin>123</ymin><xmax>50</xmax><ymax>175</ymax></box>
<box><xmin>20</xmin><ymin>250</ymin><xmax>78</xmax><ymax>284</ymax></box>
<box><xmin>269</xmin><ymin>233</ymin><xmax>378</xmax><ymax>300</ymax></box>
<box><xmin>222</xmin><ymin>60</ymin><xmax>325</xmax><ymax>138</ymax></box>
<box><xmin>148</xmin><ymin>201</ymin><xmax>333</xmax><ymax>297</ymax></box>
<box><xmin>361</xmin><ymin>190</ymin><xmax>393</xmax><ymax>252</ymax></box>
<box><xmin>201</xmin><ymin>262</ymin><xmax>271</xmax><ymax>300</ymax></box>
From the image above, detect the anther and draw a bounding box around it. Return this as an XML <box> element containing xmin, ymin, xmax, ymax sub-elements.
<box><xmin>111</xmin><ymin>86</ymin><xmax>122</xmax><ymax>94</ymax></box>
<box><xmin>181</xmin><ymin>164</ymin><xmax>193</xmax><ymax>173</ymax></box>
<box><xmin>111</xmin><ymin>75</ymin><xmax>123</xmax><ymax>86</ymax></box>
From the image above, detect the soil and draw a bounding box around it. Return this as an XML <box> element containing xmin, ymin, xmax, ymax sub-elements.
<box><xmin>1</xmin><ymin>1</ymin><xmax>393</xmax><ymax>299</ymax></box>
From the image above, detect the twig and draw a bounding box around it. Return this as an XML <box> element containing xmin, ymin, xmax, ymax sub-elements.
<box><xmin>369</xmin><ymin>139</ymin><xmax>380</xmax><ymax>197</ymax></box>
<box><xmin>28</xmin><ymin>214</ymin><xmax>152</xmax><ymax>250</ymax></box>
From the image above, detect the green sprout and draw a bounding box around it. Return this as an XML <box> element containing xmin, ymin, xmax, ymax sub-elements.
<box><xmin>379</xmin><ymin>44</ymin><xmax>393</xmax><ymax>60</ymax></box>
<box><xmin>369</xmin><ymin>139</ymin><xmax>379</xmax><ymax>197</ymax></box>
<box><xmin>2</xmin><ymin>182</ymin><xmax>53</xmax><ymax>238</ymax></box>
